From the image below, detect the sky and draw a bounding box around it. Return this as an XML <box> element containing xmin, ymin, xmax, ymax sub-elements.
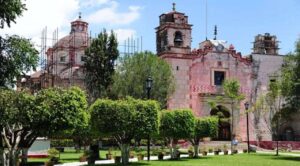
<box><xmin>1</xmin><ymin>0</ymin><xmax>300</xmax><ymax>56</ymax></box>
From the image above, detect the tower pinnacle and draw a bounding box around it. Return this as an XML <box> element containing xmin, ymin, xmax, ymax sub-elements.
<box><xmin>172</xmin><ymin>3</ymin><xmax>176</xmax><ymax>11</ymax></box>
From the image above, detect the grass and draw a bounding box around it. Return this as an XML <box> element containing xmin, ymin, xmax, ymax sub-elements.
<box><xmin>95</xmin><ymin>154</ymin><xmax>300</xmax><ymax>166</ymax></box>
<box><xmin>28</xmin><ymin>149</ymin><xmax>300</xmax><ymax>166</ymax></box>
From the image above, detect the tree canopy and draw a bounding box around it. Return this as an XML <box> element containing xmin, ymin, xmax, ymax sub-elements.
<box><xmin>189</xmin><ymin>117</ymin><xmax>218</xmax><ymax>157</ymax></box>
<box><xmin>0</xmin><ymin>35</ymin><xmax>39</xmax><ymax>88</ymax></box>
<box><xmin>280</xmin><ymin>39</ymin><xmax>300</xmax><ymax>110</ymax></box>
<box><xmin>0</xmin><ymin>87</ymin><xmax>89</xmax><ymax>166</ymax></box>
<box><xmin>0</xmin><ymin>0</ymin><xmax>26</xmax><ymax>28</ymax></box>
<box><xmin>110</xmin><ymin>51</ymin><xmax>174</xmax><ymax>108</ymax></box>
<box><xmin>160</xmin><ymin>109</ymin><xmax>195</xmax><ymax>159</ymax></box>
<box><xmin>83</xmin><ymin>29</ymin><xmax>119</xmax><ymax>101</ymax></box>
<box><xmin>90</xmin><ymin>97</ymin><xmax>160</xmax><ymax>165</ymax></box>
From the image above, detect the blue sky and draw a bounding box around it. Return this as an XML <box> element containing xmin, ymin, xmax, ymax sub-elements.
<box><xmin>2</xmin><ymin>0</ymin><xmax>300</xmax><ymax>56</ymax></box>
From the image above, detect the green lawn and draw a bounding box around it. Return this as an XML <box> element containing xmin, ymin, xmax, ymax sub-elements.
<box><xmin>28</xmin><ymin>149</ymin><xmax>300</xmax><ymax>166</ymax></box>
<box><xmin>95</xmin><ymin>154</ymin><xmax>300</xmax><ymax>166</ymax></box>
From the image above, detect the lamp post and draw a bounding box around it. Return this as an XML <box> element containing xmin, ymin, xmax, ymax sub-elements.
<box><xmin>244</xmin><ymin>102</ymin><xmax>250</xmax><ymax>153</ymax></box>
<box><xmin>146</xmin><ymin>76</ymin><xmax>153</xmax><ymax>161</ymax></box>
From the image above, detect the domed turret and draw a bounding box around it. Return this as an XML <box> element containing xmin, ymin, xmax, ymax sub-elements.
<box><xmin>70</xmin><ymin>13</ymin><xmax>88</xmax><ymax>34</ymax></box>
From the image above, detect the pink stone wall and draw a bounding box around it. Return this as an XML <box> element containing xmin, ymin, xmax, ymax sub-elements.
<box><xmin>163</xmin><ymin>49</ymin><xmax>255</xmax><ymax>141</ymax></box>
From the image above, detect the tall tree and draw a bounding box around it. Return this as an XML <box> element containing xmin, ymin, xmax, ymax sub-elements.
<box><xmin>0</xmin><ymin>0</ymin><xmax>26</xmax><ymax>28</ymax></box>
<box><xmin>222</xmin><ymin>79</ymin><xmax>245</xmax><ymax>153</ymax></box>
<box><xmin>160</xmin><ymin>109</ymin><xmax>195</xmax><ymax>159</ymax></box>
<box><xmin>0</xmin><ymin>87</ymin><xmax>89</xmax><ymax>166</ymax></box>
<box><xmin>83</xmin><ymin>30</ymin><xmax>119</xmax><ymax>102</ymax></box>
<box><xmin>281</xmin><ymin>40</ymin><xmax>300</xmax><ymax>110</ymax></box>
<box><xmin>110</xmin><ymin>51</ymin><xmax>175</xmax><ymax>108</ymax></box>
<box><xmin>90</xmin><ymin>98</ymin><xmax>160</xmax><ymax>165</ymax></box>
<box><xmin>189</xmin><ymin>117</ymin><xmax>218</xmax><ymax>158</ymax></box>
<box><xmin>0</xmin><ymin>35</ymin><xmax>39</xmax><ymax>88</ymax></box>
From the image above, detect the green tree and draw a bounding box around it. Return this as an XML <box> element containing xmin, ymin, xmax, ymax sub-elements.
<box><xmin>222</xmin><ymin>79</ymin><xmax>245</xmax><ymax>152</ymax></box>
<box><xmin>110</xmin><ymin>51</ymin><xmax>175</xmax><ymax>108</ymax></box>
<box><xmin>90</xmin><ymin>98</ymin><xmax>159</xmax><ymax>165</ymax></box>
<box><xmin>189</xmin><ymin>117</ymin><xmax>218</xmax><ymax>158</ymax></box>
<box><xmin>0</xmin><ymin>87</ymin><xmax>89</xmax><ymax>166</ymax></box>
<box><xmin>264</xmin><ymin>80</ymin><xmax>289</xmax><ymax>155</ymax></box>
<box><xmin>0</xmin><ymin>35</ymin><xmax>39</xmax><ymax>88</ymax></box>
<box><xmin>83</xmin><ymin>29</ymin><xmax>119</xmax><ymax>102</ymax></box>
<box><xmin>160</xmin><ymin>109</ymin><xmax>195</xmax><ymax>159</ymax></box>
<box><xmin>280</xmin><ymin>40</ymin><xmax>300</xmax><ymax>109</ymax></box>
<box><xmin>0</xmin><ymin>0</ymin><xmax>26</xmax><ymax>28</ymax></box>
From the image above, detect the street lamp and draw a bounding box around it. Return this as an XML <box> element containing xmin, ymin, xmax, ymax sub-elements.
<box><xmin>244</xmin><ymin>101</ymin><xmax>250</xmax><ymax>153</ymax></box>
<box><xmin>146</xmin><ymin>76</ymin><xmax>153</xmax><ymax>99</ymax></box>
<box><xmin>146</xmin><ymin>76</ymin><xmax>153</xmax><ymax>161</ymax></box>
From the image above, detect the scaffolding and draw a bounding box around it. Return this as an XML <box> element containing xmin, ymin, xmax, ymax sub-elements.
<box><xmin>30</xmin><ymin>18</ymin><xmax>143</xmax><ymax>92</ymax></box>
<box><xmin>252</xmin><ymin>33</ymin><xmax>279</xmax><ymax>55</ymax></box>
<box><xmin>119</xmin><ymin>36</ymin><xmax>143</xmax><ymax>56</ymax></box>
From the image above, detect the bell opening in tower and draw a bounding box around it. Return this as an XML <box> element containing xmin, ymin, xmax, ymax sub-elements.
<box><xmin>174</xmin><ymin>31</ymin><xmax>183</xmax><ymax>47</ymax></box>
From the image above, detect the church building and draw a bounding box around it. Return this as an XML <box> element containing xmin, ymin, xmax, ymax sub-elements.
<box><xmin>156</xmin><ymin>5</ymin><xmax>299</xmax><ymax>142</ymax></box>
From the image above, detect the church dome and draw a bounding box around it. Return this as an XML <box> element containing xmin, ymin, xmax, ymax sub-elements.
<box><xmin>54</xmin><ymin>14</ymin><xmax>89</xmax><ymax>49</ymax></box>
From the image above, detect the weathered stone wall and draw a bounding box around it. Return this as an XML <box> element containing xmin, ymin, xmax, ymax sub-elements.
<box><xmin>251</xmin><ymin>54</ymin><xmax>284</xmax><ymax>141</ymax></box>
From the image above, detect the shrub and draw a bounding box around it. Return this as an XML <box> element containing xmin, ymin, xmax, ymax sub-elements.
<box><xmin>47</xmin><ymin>148</ymin><xmax>59</xmax><ymax>163</ymax></box>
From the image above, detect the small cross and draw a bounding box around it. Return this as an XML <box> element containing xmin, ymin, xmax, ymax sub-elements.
<box><xmin>79</xmin><ymin>12</ymin><xmax>82</xmax><ymax>19</ymax></box>
<box><xmin>172</xmin><ymin>3</ymin><xmax>176</xmax><ymax>11</ymax></box>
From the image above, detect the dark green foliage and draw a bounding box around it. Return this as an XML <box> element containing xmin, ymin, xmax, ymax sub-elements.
<box><xmin>195</xmin><ymin>117</ymin><xmax>218</xmax><ymax>139</ymax></box>
<box><xmin>0</xmin><ymin>0</ymin><xmax>26</xmax><ymax>28</ymax></box>
<box><xmin>91</xmin><ymin>99</ymin><xmax>134</xmax><ymax>143</ymax></box>
<box><xmin>281</xmin><ymin>40</ymin><xmax>300</xmax><ymax>110</ymax></box>
<box><xmin>0</xmin><ymin>35</ymin><xmax>39</xmax><ymax>87</ymax></box>
<box><xmin>35</xmin><ymin>87</ymin><xmax>89</xmax><ymax>136</ymax></box>
<box><xmin>189</xmin><ymin>116</ymin><xmax>218</xmax><ymax>157</ymax></box>
<box><xmin>83</xmin><ymin>29</ymin><xmax>119</xmax><ymax>101</ymax></box>
<box><xmin>50</xmin><ymin>139</ymin><xmax>74</xmax><ymax>148</ymax></box>
<box><xmin>160</xmin><ymin>109</ymin><xmax>195</xmax><ymax>140</ymax></box>
<box><xmin>90</xmin><ymin>98</ymin><xmax>160</xmax><ymax>142</ymax></box>
<box><xmin>0</xmin><ymin>87</ymin><xmax>89</xmax><ymax>166</ymax></box>
<box><xmin>110</xmin><ymin>51</ymin><xmax>175</xmax><ymax>108</ymax></box>
<box><xmin>160</xmin><ymin>109</ymin><xmax>195</xmax><ymax>159</ymax></box>
<box><xmin>90</xmin><ymin>98</ymin><xmax>160</xmax><ymax>164</ymax></box>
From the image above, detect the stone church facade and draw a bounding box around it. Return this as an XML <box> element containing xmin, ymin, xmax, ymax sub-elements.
<box><xmin>18</xmin><ymin>15</ymin><xmax>89</xmax><ymax>93</ymax></box>
<box><xmin>156</xmin><ymin>7</ymin><xmax>300</xmax><ymax>142</ymax></box>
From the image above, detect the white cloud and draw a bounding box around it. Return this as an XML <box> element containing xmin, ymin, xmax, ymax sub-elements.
<box><xmin>114</xmin><ymin>29</ymin><xmax>136</xmax><ymax>42</ymax></box>
<box><xmin>80</xmin><ymin>0</ymin><xmax>111</xmax><ymax>7</ymax></box>
<box><xmin>0</xmin><ymin>0</ymin><xmax>141</xmax><ymax>46</ymax></box>
<box><xmin>0</xmin><ymin>0</ymin><xmax>79</xmax><ymax>46</ymax></box>
<box><xmin>86</xmin><ymin>1</ymin><xmax>141</xmax><ymax>25</ymax></box>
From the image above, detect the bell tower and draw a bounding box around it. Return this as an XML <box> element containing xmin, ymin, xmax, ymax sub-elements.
<box><xmin>156</xmin><ymin>3</ymin><xmax>192</xmax><ymax>56</ymax></box>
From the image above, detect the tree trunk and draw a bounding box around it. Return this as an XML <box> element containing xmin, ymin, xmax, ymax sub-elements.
<box><xmin>4</xmin><ymin>149</ymin><xmax>20</xmax><ymax>166</ymax></box>
<box><xmin>194</xmin><ymin>144</ymin><xmax>199</xmax><ymax>158</ymax></box>
<box><xmin>20</xmin><ymin>148</ymin><xmax>28</xmax><ymax>166</ymax></box>
<box><xmin>169</xmin><ymin>145</ymin><xmax>173</xmax><ymax>159</ymax></box>
<box><xmin>171</xmin><ymin>139</ymin><xmax>178</xmax><ymax>159</ymax></box>
<box><xmin>120</xmin><ymin>144</ymin><xmax>130</xmax><ymax>165</ymax></box>
<box><xmin>0</xmin><ymin>148</ymin><xmax>4</xmax><ymax>166</ymax></box>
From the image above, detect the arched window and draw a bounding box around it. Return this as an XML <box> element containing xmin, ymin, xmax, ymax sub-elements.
<box><xmin>174</xmin><ymin>31</ymin><xmax>183</xmax><ymax>47</ymax></box>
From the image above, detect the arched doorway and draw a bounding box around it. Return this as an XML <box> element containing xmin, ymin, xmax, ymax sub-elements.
<box><xmin>210</xmin><ymin>105</ymin><xmax>231</xmax><ymax>140</ymax></box>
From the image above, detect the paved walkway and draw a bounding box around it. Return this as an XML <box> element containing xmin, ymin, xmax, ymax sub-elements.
<box><xmin>54</xmin><ymin>151</ymin><xmax>245</xmax><ymax>166</ymax></box>
<box><xmin>257</xmin><ymin>151</ymin><xmax>300</xmax><ymax>157</ymax></box>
